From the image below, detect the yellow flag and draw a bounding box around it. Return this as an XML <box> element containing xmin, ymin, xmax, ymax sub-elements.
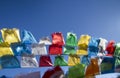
<box><xmin>76</xmin><ymin>49</ymin><xmax>88</xmax><ymax>55</ymax></box>
<box><xmin>78</xmin><ymin>35</ymin><xmax>91</xmax><ymax>49</ymax></box>
<box><xmin>68</xmin><ymin>54</ymin><xmax>80</xmax><ymax>66</ymax></box>
<box><xmin>1</xmin><ymin>28</ymin><xmax>21</xmax><ymax>44</ymax></box>
<box><xmin>0</xmin><ymin>42</ymin><xmax>14</xmax><ymax>57</ymax></box>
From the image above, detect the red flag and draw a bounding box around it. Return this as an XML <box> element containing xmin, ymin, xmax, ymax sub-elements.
<box><xmin>49</xmin><ymin>44</ymin><xmax>62</xmax><ymax>55</ymax></box>
<box><xmin>42</xmin><ymin>66</ymin><xmax>64</xmax><ymax>78</ymax></box>
<box><xmin>39</xmin><ymin>55</ymin><xmax>53</xmax><ymax>67</ymax></box>
<box><xmin>106</xmin><ymin>40</ymin><xmax>115</xmax><ymax>56</ymax></box>
<box><xmin>52</xmin><ymin>32</ymin><xmax>65</xmax><ymax>46</ymax></box>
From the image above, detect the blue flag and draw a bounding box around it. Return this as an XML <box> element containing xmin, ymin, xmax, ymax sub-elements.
<box><xmin>11</xmin><ymin>42</ymin><xmax>31</xmax><ymax>56</ymax></box>
<box><xmin>0</xmin><ymin>55</ymin><xmax>20</xmax><ymax>68</ymax></box>
<box><xmin>22</xmin><ymin>30</ymin><xmax>37</xmax><ymax>44</ymax></box>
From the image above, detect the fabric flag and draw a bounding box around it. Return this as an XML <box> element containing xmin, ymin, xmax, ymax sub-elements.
<box><xmin>76</xmin><ymin>47</ymin><xmax>88</xmax><ymax>55</ymax></box>
<box><xmin>98</xmin><ymin>38</ymin><xmax>108</xmax><ymax>52</ymax></box>
<box><xmin>68</xmin><ymin>54</ymin><xmax>80</xmax><ymax>66</ymax></box>
<box><xmin>11</xmin><ymin>42</ymin><xmax>31</xmax><ymax>56</ymax></box>
<box><xmin>32</xmin><ymin>43</ymin><xmax>47</xmax><ymax>55</ymax></box>
<box><xmin>0</xmin><ymin>55</ymin><xmax>20</xmax><ymax>68</ymax></box>
<box><xmin>65</xmin><ymin>32</ymin><xmax>77</xmax><ymax>47</ymax></box>
<box><xmin>97</xmin><ymin>38</ymin><xmax>108</xmax><ymax>57</ymax></box>
<box><xmin>21</xmin><ymin>54</ymin><xmax>38</xmax><ymax>68</ymax></box>
<box><xmin>68</xmin><ymin>64</ymin><xmax>85</xmax><ymax>78</ymax></box>
<box><xmin>42</xmin><ymin>66</ymin><xmax>64</xmax><ymax>78</ymax></box>
<box><xmin>81</xmin><ymin>55</ymin><xmax>90</xmax><ymax>65</ymax></box>
<box><xmin>100</xmin><ymin>56</ymin><xmax>115</xmax><ymax>74</ymax></box>
<box><xmin>88</xmin><ymin>37</ymin><xmax>100</xmax><ymax>52</ymax></box>
<box><xmin>106</xmin><ymin>40</ymin><xmax>115</xmax><ymax>56</ymax></box>
<box><xmin>14</xmin><ymin>71</ymin><xmax>40</xmax><ymax>78</ymax></box>
<box><xmin>88</xmin><ymin>37</ymin><xmax>100</xmax><ymax>58</ymax></box>
<box><xmin>77</xmin><ymin>35</ymin><xmax>91</xmax><ymax>49</ymax></box>
<box><xmin>85</xmin><ymin>58</ymin><xmax>100</xmax><ymax>78</ymax></box>
<box><xmin>64</xmin><ymin>46</ymin><xmax>76</xmax><ymax>54</ymax></box>
<box><xmin>49</xmin><ymin>44</ymin><xmax>62</xmax><ymax>55</ymax></box>
<box><xmin>54</xmin><ymin>55</ymin><xmax>68</xmax><ymax>66</ymax></box>
<box><xmin>1</xmin><ymin>28</ymin><xmax>21</xmax><ymax>44</ymax></box>
<box><xmin>114</xmin><ymin>43</ymin><xmax>120</xmax><ymax>72</ymax></box>
<box><xmin>51</xmin><ymin>32</ymin><xmax>65</xmax><ymax>46</ymax></box>
<box><xmin>39</xmin><ymin>55</ymin><xmax>53</xmax><ymax>67</ymax></box>
<box><xmin>114</xmin><ymin>43</ymin><xmax>120</xmax><ymax>66</ymax></box>
<box><xmin>0</xmin><ymin>42</ymin><xmax>14</xmax><ymax>57</ymax></box>
<box><xmin>0</xmin><ymin>38</ymin><xmax>3</xmax><ymax>43</ymax></box>
<box><xmin>97</xmin><ymin>57</ymin><xmax>103</xmax><ymax>65</ymax></box>
<box><xmin>114</xmin><ymin>43</ymin><xmax>120</xmax><ymax>73</ymax></box>
<box><xmin>77</xmin><ymin>35</ymin><xmax>91</xmax><ymax>55</ymax></box>
<box><xmin>39</xmin><ymin>37</ymin><xmax>52</xmax><ymax>45</ymax></box>
<box><xmin>22</xmin><ymin>30</ymin><xmax>37</xmax><ymax>44</ymax></box>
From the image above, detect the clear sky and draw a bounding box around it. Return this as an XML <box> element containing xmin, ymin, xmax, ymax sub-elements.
<box><xmin>0</xmin><ymin>0</ymin><xmax>120</xmax><ymax>77</ymax></box>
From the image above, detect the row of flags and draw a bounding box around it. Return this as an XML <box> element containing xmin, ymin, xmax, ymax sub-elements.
<box><xmin>0</xmin><ymin>28</ymin><xmax>120</xmax><ymax>78</ymax></box>
<box><xmin>0</xmin><ymin>28</ymin><xmax>119</xmax><ymax>56</ymax></box>
<box><xmin>0</xmin><ymin>62</ymin><xmax>117</xmax><ymax>78</ymax></box>
<box><xmin>0</xmin><ymin>54</ymin><xmax>83</xmax><ymax>68</ymax></box>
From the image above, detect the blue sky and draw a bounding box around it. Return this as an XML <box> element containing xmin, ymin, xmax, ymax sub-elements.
<box><xmin>0</xmin><ymin>0</ymin><xmax>120</xmax><ymax>77</ymax></box>
<box><xmin>0</xmin><ymin>0</ymin><xmax>120</xmax><ymax>42</ymax></box>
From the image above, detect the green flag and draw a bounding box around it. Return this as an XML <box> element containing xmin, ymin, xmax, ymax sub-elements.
<box><xmin>0</xmin><ymin>38</ymin><xmax>3</xmax><ymax>43</ymax></box>
<box><xmin>64</xmin><ymin>46</ymin><xmax>76</xmax><ymax>54</ymax></box>
<box><xmin>114</xmin><ymin>43</ymin><xmax>120</xmax><ymax>67</ymax></box>
<box><xmin>54</xmin><ymin>55</ymin><xmax>68</xmax><ymax>66</ymax></box>
<box><xmin>66</xmin><ymin>32</ymin><xmax>77</xmax><ymax>47</ymax></box>
<box><xmin>68</xmin><ymin>64</ymin><xmax>85</xmax><ymax>78</ymax></box>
